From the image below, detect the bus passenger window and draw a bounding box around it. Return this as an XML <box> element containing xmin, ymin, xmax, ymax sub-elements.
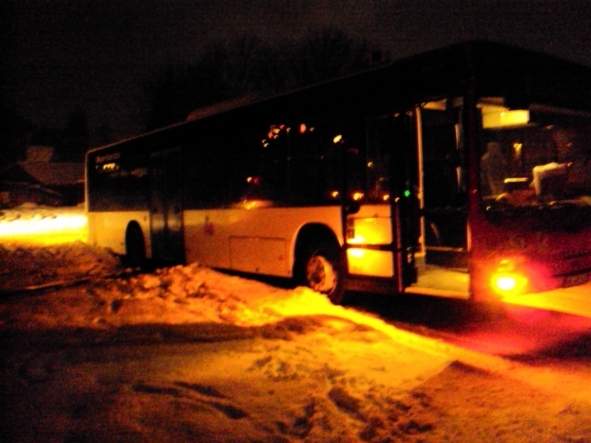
<box><xmin>481</xmin><ymin>142</ymin><xmax>508</xmax><ymax>195</ymax></box>
<box><xmin>420</xmin><ymin>106</ymin><xmax>467</xmax><ymax>251</ymax></box>
<box><xmin>421</xmin><ymin>109</ymin><xmax>463</xmax><ymax>208</ymax></box>
<box><xmin>366</xmin><ymin>116</ymin><xmax>393</xmax><ymax>203</ymax></box>
<box><xmin>479</xmin><ymin>101</ymin><xmax>591</xmax><ymax>206</ymax></box>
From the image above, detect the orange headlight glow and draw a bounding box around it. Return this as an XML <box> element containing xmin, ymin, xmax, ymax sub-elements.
<box><xmin>0</xmin><ymin>212</ymin><xmax>87</xmax><ymax>244</ymax></box>
<box><xmin>490</xmin><ymin>259</ymin><xmax>528</xmax><ymax>296</ymax></box>
<box><xmin>495</xmin><ymin>275</ymin><xmax>518</xmax><ymax>292</ymax></box>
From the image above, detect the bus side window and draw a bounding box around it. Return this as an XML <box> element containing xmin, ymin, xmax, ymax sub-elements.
<box><xmin>421</xmin><ymin>110</ymin><xmax>463</xmax><ymax>208</ymax></box>
<box><xmin>421</xmin><ymin>107</ymin><xmax>467</xmax><ymax>250</ymax></box>
<box><xmin>258</xmin><ymin>119</ymin><xmax>348</xmax><ymax>205</ymax></box>
<box><xmin>286</xmin><ymin>123</ymin><xmax>323</xmax><ymax>204</ymax></box>
<box><xmin>257</xmin><ymin>123</ymin><xmax>291</xmax><ymax>203</ymax></box>
<box><xmin>89</xmin><ymin>148</ymin><xmax>149</xmax><ymax>212</ymax></box>
<box><xmin>366</xmin><ymin>116</ymin><xmax>393</xmax><ymax>203</ymax></box>
<box><xmin>480</xmin><ymin>142</ymin><xmax>508</xmax><ymax>195</ymax></box>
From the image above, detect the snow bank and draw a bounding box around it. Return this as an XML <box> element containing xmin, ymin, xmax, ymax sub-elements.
<box><xmin>0</xmin><ymin>242</ymin><xmax>461</xmax><ymax>443</ymax></box>
<box><xmin>0</xmin><ymin>240</ymin><xmax>120</xmax><ymax>291</ymax></box>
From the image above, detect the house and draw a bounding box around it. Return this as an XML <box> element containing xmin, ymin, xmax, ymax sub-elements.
<box><xmin>0</xmin><ymin>146</ymin><xmax>84</xmax><ymax>207</ymax></box>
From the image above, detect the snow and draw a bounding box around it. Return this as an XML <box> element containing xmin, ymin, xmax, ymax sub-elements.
<box><xmin>2</xmin><ymin>206</ymin><xmax>591</xmax><ymax>442</ymax></box>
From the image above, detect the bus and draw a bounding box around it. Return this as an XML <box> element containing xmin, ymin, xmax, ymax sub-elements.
<box><xmin>86</xmin><ymin>41</ymin><xmax>591</xmax><ymax>305</ymax></box>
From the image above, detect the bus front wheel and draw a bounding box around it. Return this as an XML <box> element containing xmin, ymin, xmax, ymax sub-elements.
<box><xmin>299</xmin><ymin>242</ymin><xmax>345</xmax><ymax>305</ymax></box>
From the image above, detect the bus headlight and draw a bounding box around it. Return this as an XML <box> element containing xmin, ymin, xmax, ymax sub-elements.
<box><xmin>490</xmin><ymin>259</ymin><xmax>528</xmax><ymax>296</ymax></box>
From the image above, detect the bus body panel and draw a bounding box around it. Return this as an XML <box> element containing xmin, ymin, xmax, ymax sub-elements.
<box><xmin>87</xmin><ymin>211</ymin><xmax>151</xmax><ymax>257</ymax></box>
<box><xmin>345</xmin><ymin>204</ymin><xmax>396</xmax><ymax>277</ymax></box>
<box><xmin>183</xmin><ymin>204</ymin><xmax>399</xmax><ymax>279</ymax></box>
<box><xmin>470</xmin><ymin>210</ymin><xmax>591</xmax><ymax>301</ymax></box>
<box><xmin>149</xmin><ymin>148</ymin><xmax>185</xmax><ymax>263</ymax></box>
<box><xmin>230</xmin><ymin>236</ymin><xmax>289</xmax><ymax>276</ymax></box>
<box><xmin>183</xmin><ymin>206</ymin><xmax>344</xmax><ymax>277</ymax></box>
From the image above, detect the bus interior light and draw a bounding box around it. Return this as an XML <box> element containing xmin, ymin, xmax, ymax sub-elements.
<box><xmin>482</xmin><ymin>109</ymin><xmax>530</xmax><ymax>128</ymax></box>
<box><xmin>351</xmin><ymin>192</ymin><xmax>364</xmax><ymax>201</ymax></box>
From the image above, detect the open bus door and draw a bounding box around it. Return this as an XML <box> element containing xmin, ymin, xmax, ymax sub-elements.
<box><xmin>387</xmin><ymin>103</ymin><xmax>470</xmax><ymax>298</ymax></box>
<box><xmin>389</xmin><ymin>110</ymin><xmax>420</xmax><ymax>293</ymax></box>
<box><xmin>343</xmin><ymin>103</ymin><xmax>470</xmax><ymax>299</ymax></box>
<box><xmin>149</xmin><ymin>148</ymin><xmax>185</xmax><ymax>263</ymax></box>
<box><xmin>341</xmin><ymin>111</ymin><xmax>419</xmax><ymax>295</ymax></box>
<box><xmin>410</xmin><ymin>101</ymin><xmax>470</xmax><ymax>298</ymax></box>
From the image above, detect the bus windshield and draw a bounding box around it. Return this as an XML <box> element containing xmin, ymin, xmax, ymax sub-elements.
<box><xmin>479</xmin><ymin>100</ymin><xmax>591</xmax><ymax>208</ymax></box>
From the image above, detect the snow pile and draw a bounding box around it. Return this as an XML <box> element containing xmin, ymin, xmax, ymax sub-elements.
<box><xmin>1</xmin><ymin>249</ymin><xmax>463</xmax><ymax>443</ymax></box>
<box><xmin>0</xmin><ymin>240</ymin><xmax>121</xmax><ymax>291</ymax></box>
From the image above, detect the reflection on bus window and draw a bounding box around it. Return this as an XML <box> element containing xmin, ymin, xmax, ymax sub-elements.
<box><xmin>255</xmin><ymin>117</ymin><xmax>392</xmax><ymax>206</ymax></box>
<box><xmin>480</xmin><ymin>100</ymin><xmax>591</xmax><ymax>207</ymax></box>
<box><xmin>87</xmin><ymin>148</ymin><xmax>149</xmax><ymax>211</ymax></box>
<box><xmin>481</xmin><ymin>142</ymin><xmax>508</xmax><ymax>195</ymax></box>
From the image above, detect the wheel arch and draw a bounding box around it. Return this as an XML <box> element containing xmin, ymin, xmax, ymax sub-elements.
<box><xmin>125</xmin><ymin>220</ymin><xmax>145</xmax><ymax>240</ymax></box>
<box><xmin>292</xmin><ymin>223</ymin><xmax>341</xmax><ymax>277</ymax></box>
<box><xmin>292</xmin><ymin>222</ymin><xmax>347</xmax><ymax>304</ymax></box>
<box><xmin>124</xmin><ymin>220</ymin><xmax>148</xmax><ymax>267</ymax></box>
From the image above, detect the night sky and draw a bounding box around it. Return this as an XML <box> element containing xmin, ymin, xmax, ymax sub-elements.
<box><xmin>3</xmin><ymin>0</ymin><xmax>591</xmax><ymax>146</ymax></box>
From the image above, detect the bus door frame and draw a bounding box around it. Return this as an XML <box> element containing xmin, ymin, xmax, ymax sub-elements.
<box><xmin>149</xmin><ymin>147</ymin><xmax>185</xmax><ymax>264</ymax></box>
<box><xmin>389</xmin><ymin>109</ymin><xmax>420</xmax><ymax>292</ymax></box>
<box><xmin>340</xmin><ymin>110</ymin><xmax>419</xmax><ymax>294</ymax></box>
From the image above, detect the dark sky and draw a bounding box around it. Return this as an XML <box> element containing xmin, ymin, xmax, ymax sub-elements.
<box><xmin>3</xmin><ymin>0</ymin><xmax>591</xmax><ymax>145</ymax></box>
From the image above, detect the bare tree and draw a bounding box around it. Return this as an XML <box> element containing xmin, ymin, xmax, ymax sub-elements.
<box><xmin>143</xmin><ymin>28</ymin><xmax>379</xmax><ymax>130</ymax></box>
<box><xmin>0</xmin><ymin>105</ymin><xmax>32</xmax><ymax>168</ymax></box>
<box><xmin>279</xmin><ymin>27</ymin><xmax>375</xmax><ymax>90</ymax></box>
<box><xmin>144</xmin><ymin>35</ymin><xmax>272</xmax><ymax>130</ymax></box>
<box><xmin>57</xmin><ymin>107</ymin><xmax>89</xmax><ymax>162</ymax></box>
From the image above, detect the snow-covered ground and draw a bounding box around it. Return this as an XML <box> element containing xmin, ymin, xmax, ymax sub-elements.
<box><xmin>1</xmin><ymin>206</ymin><xmax>591</xmax><ymax>442</ymax></box>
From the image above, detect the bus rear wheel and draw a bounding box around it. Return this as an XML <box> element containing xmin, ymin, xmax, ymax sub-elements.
<box><xmin>300</xmin><ymin>243</ymin><xmax>345</xmax><ymax>305</ymax></box>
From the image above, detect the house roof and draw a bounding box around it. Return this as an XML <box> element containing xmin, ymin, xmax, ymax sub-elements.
<box><xmin>11</xmin><ymin>161</ymin><xmax>84</xmax><ymax>186</ymax></box>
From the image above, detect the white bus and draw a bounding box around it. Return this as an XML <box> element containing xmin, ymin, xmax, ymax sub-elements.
<box><xmin>86</xmin><ymin>41</ymin><xmax>591</xmax><ymax>304</ymax></box>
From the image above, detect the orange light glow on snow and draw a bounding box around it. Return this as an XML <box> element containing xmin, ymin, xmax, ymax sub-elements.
<box><xmin>0</xmin><ymin>213</ymin><xmax>87</xmax><ymax>244</ymax></box>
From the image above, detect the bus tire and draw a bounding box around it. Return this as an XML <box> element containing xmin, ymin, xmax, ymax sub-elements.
<box><xmin>124</xmin><ymin>224</ymin><xmax>146</xmax><ymax>269</ymax></box>
<box><xmin>298</xmin><ymin>241</ymin><xmax>346</xmax><ymax>305</ymax></box>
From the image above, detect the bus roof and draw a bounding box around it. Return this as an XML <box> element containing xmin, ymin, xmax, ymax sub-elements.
<box><xmin>88</xmin><ymin>40</ymin><xmax>591</xmax><ymax>155</ymax></box>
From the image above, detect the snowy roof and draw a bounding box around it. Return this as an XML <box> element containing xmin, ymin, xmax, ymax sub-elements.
<box><xmin>14</xmin><ymin>161</ymin><xmax>84</xmax><ymax>186</ymax></box>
